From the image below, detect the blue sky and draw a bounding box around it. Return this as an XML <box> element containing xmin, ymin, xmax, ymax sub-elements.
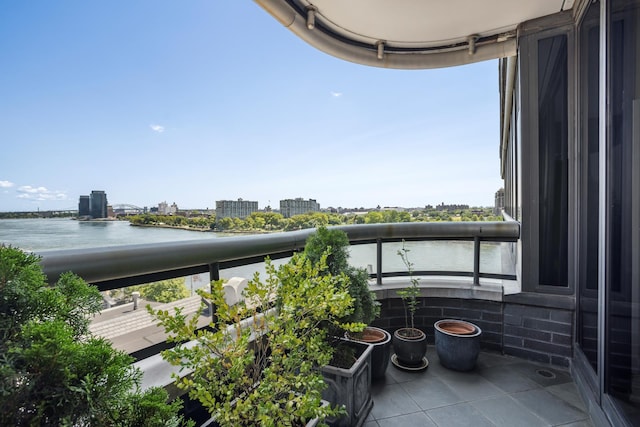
<box><xmin>0</xmin><ymin>1</ymin><xmax>501</xmax><ymax>212</ymax></box>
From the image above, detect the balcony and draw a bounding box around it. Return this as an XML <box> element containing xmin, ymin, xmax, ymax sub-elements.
<box><xmin>368</xmin><ymin>348</ymin><xmax>592</xmax><ymax>426</ymax></box>
<box><xmin>37</xmin><ymin>222</ymin><xmax>594</xmax><ymax>425</ymax></box>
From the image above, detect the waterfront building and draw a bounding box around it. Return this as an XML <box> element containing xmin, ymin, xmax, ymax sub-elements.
<box><xmin>494</xmin><ymin>188</ymin><xmax>504</xmax><ymax>216</ymax></box>
<box><xmin>215</xmin><ymin>198</ymin><xmax>258</xmax><ymax>219</ymax></box>
<box><xmin>78</xmin><ymin>195</ymin><xmax>90</xmax><ymax>217</ymax></box>
<box><xmin>89</xmin><ymin>191</ymin><xmax>108</xmax><ymax>219</ymax></box>
<box><xmin>78</xmin><ymin>191</ymin><xmax>108</xmax><ymax>219</ymax></box>
<box><xmin>279</xmin><ymin>198</ymin><xmax>320</xmax><ymax>218</ymax></box>
<box><xmin>168</xmin><ymin>202</ymin><xmax>178</xmax><ymax>215</ymax></box>
<box><xmin>157</xmin><ymin>201</ymin><xmax>178</xmax><ymax>216</ymax></box>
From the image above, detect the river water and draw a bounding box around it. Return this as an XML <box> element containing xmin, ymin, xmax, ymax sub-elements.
<box><xmin>0</xmin><ymin>218</ymin><xmax>226</xmax><ymax>252</ymax></box>
<box><xmin>0</xmin><ymin>218</ymin><xmax>509</xmax><ymax>284</ymax></box>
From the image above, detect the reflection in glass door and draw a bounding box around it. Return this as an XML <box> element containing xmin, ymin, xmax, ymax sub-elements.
<box><xmin>578</xmin><ymin>0</ymin><xmax>600</xmax><ymax>374</ymax></box>
<box><xmin>606</xmin><ymin>0</ymin><xmax>640</xmax><ymax>423</ymax></box>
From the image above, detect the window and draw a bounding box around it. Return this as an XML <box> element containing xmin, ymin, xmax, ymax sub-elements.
<box><xmin>518</xmin><ymin>18</ymin><xmax>573</xmax><ymax>293</ymax></box>
<box><xmin>537</xmin><ymin>34</ymin><xmax>569</xmax><ymax>287</ymax></box>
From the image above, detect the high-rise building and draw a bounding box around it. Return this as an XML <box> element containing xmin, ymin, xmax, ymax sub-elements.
<box><xmin>89</xmin><ymin>190</ymin><xmax>108</xmax><ymax>219</ymax></box>
<box><xmin>215</xmin><ymin>198</ymin><xmax>258</xmax><ymax>219</ymax></box>
<box><xmin>78</xmin><ymin>191</ymin><xmax>108</xmax><ymax>219</ymax></box>
<box><xmin>494</xmin><ymin>188</ymin><xmax>504</xmax><ymax>216</ymax></box>
<box><xmin>279</xmin><ymin>198</ymin><xmax>320</xmax><ymax>218</ymax></box>
<box><xmin>78</xmin><ymin>195</ymin><xmax>90</xmax><ymax>217</ymax></box>
<box><xmin>168</xmin><ymin>202</ymin><xmax>178</xmax><ymax>215</ymax></box>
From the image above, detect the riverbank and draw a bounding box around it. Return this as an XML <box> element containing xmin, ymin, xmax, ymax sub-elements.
<box><xmin>129</xmin><ymin>223</ymin><xmax>213</xmax><ymax>232</ymax></box>
<box><xmin>128</xmin><ymin>222</ymin><xmax>273</xmax><ymax>234</ymax></box>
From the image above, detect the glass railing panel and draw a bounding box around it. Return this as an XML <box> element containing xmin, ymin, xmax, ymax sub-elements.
<box><xmin>220</xmin><ymin>257</ymin><xmax>291</xmax><ymax>282</ymax></box>
<box><xmin>91</xmin><ymin>274</ymin><xmax>211</xmax><ymax>355</ymax></box>
<box><xmin>350</xmin><ymin>241</ymin><xmax>517</xmax><ymax>279</ymax></box>
<box><xmin>349</xmin><ymin>241</ymin><xmax>476</xmax><ymax>275</ymax></box>
<box><xmin>479</xmin><ymin>242</ymin><xmax>504</xmax><ymax>275</ymax></box>
<box><xmin>480</xmin><ymin>241</ymin><xmax>517</xmax><ymax>277</ymax></box>
<box><xmin>384</xmin><ymin>240</ymin><xmax>474</xmax><ymax>273</ymax></box>
<box><xmin>347</xmin><ymin>243</ymin><xmax>377</xmax><ymax>274</ymax></box>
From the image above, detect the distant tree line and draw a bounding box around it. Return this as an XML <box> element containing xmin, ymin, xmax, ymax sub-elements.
<box><xmin>126</xmin><ymin>207</ymin><xmax>502</xmax><ymax>233</ymax></box>
<box><xmin>433</xmin><ymin>203</ymin><xmax>470</xmax><ymax>211</ymax></box>
<box><xmin>0</xmin><ymin>211</ymin><xmax>76</xmax><ymax>219</ymax></box>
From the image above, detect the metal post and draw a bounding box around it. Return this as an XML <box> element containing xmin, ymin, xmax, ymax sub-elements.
<box><xmin>210</xmin><ymin>262</ymin><xmax>220</xmax><ymax>281</ymax></box>
<box><xmin>207</xmin><ymin>262</ymin><xmax>220</xmax><ymax>322</ymax></box>
<box><xmin>597</xmin><ymin>0</ymin><xmax>609</xmax><ymax>405</ymax></box>
<box><xmin>473</xmin><ymin>236</ymin><xmax>481</xmax><ymax>285</ymax></box>
<box><xmin>376</xmin><ymin>238</ymin><xmax>383</xmax><ymax>285</ymax></box>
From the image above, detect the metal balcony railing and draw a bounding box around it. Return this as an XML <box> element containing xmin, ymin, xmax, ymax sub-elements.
<box><xmin>39</xmin><ymin>221</ymin><xmax>520</xmax><ymax>291</ymax></box>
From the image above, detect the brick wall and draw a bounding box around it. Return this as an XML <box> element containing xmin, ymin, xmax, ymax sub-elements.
<box><xmin>503</xmin><ymin>303</ymin><xmax>573</xmax><ymax>367</ymax></box>
<box><xmin>371</xmin><ymin>297</ymin><xmax>574</xmax><ymax>367</ymax></box>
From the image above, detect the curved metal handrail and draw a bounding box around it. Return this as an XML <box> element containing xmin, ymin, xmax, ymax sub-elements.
<box><xmin>39</xmin><ymin>221</ymin><xmax>519</xmax><ymax>288</ymax></box>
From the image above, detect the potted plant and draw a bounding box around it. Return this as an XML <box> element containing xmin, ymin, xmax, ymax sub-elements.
<box><xmin>303</xmin><ymin>227</ymin><xmax>381</xmax><ymax>425</ymax></box>
<box><xmin>341</xmin><ymin>267</ymin><xmax>391</xmax><ymax>381</ymax></box>
<box><xmin>149</xmin><ymin>253</ymin><xmax>361</xmax><ymax>427</ymax></box>
<box><xmin>392</xmin><ymin>242</ymin><xmax>428</xmax><ymax>370</ymax></box>
<box><xmin>434</xmin><ymin>319</ymin><xmax>482</xmax><ymax>371</ymax></box>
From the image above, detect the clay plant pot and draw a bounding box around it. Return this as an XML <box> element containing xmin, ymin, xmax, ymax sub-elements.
<box><xmin>434</xmin><ymin>319</ymin><xmax>482</xmax><ymax>371</ymax></box>
<box><xmin>392</xmin><ymin>327</ymin><xmax>427</xmax><ymax>369</ymax></box>
<box><xmin>349</xmin><ymin>326</ymin><xmax>392</xmax><ymax>380</ymax></box>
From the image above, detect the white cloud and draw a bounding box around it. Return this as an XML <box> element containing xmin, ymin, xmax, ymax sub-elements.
<box><xmin>150</xmin><ymin>124</ymin><xmax>165</xmax><ymax>133</ymax></box>
<box><xmin>0</xmin><ymin>180</ymin><xmax>14</xmax><ymax>188</ymax></box>
<box><xmin>330</xmin><ymin>91</ymin><xmax>343</xmax><ymax>97</ymax></box>
<box><xmin>17</xmin><ymin>185</ymin><xmax>67</xmax><ymax>201</ymax></box>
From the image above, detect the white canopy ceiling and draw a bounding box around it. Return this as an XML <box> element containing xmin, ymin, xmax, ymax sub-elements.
<box><xmin>254</xmin><ymin>0</ymin><xmax>574</xmax><ymax>69</ymax></box>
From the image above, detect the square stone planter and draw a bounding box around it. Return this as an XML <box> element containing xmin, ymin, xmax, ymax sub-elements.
<box><xmin>195</xmin><ymin>398</ymin><xmax>329</xmax><ymax>427</ymax></box>
<box><xmin>321</xmin><ymin>340</ymin><xmax>373</xmax><ymax>427</ymax></box>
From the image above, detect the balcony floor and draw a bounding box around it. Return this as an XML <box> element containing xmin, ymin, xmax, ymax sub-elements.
<box><xmin>367</xmin><ymin>349</ymin><xmax>594</xmax><ymax>427</ymax></box>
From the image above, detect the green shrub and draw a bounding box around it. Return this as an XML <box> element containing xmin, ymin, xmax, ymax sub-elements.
<box><xmin>129</xmin><ymin>278</ymin><xmax>191</xmax><ymax>303</ymax></box>
<box><xmin>304</xmin><ymin>227</ymin><xmax>379</xmax><ymax>325</ymax></box>
<box><xmin>0</xmin><ymin>245</ymin><xmax>190</xmax><ymax>427</ymax></box>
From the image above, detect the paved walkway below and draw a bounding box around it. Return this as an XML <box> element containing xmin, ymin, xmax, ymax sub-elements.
<box><xmin>89</xmin><ymin>296</ymin><xmax>210</xmax><ymax>354</ymax></box>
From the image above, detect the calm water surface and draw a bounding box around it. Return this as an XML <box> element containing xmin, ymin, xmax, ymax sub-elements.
<box><xmin>0</xmin><ymin>218</ymin><xmax>226</xmax><ymax>252</ymax></box>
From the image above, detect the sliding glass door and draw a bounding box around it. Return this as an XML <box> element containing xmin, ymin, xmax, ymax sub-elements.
<box><xmin>578</xmin><ymin>1</ymin><xmax>639</xmax><ymax>424</ymax></box>
<box><xmin>606</xmin><ymin>0</ymin><xmax>640</xmax><ymax>422</ymax></box>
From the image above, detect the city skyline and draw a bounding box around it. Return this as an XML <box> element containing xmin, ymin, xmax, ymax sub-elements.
<box><xmin>0</xmin><ymin>2</ymin><xmax>502</xmax><ymax>213</ymax></box>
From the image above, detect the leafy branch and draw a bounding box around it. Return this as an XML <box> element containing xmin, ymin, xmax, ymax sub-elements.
<box><xmin>397</xmin><ymin>241</ymin><xmax>420</xmax><ymax>333</ymax></box>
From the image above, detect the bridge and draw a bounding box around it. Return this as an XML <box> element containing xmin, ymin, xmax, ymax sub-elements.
<box><xmin>111</xmin><ymin>204</ymin><xmax>145</xmax><ymax>215</ymax></box>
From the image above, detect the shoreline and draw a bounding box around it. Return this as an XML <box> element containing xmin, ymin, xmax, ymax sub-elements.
<box><xmin>128</xmin><ymin>222</ymin><xmax>273</xmax><ymax>234</ymax></box>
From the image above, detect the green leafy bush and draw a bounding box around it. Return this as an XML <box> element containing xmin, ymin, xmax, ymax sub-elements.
<box><xmin>149</xmin><ymin>253</ymin><xmax>364</xmax><ymax>427</ymax></box>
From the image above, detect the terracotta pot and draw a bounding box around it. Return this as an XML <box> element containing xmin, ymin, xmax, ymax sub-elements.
<box><xmin>434</xmin><ymin>319</ymin><xmax>482</xmax><ymax>371</ymax></box>
<box><xmin>354</xmin><ymin>327</ymin><xmax>387</xmax><ymax>343</ymax></box>
<box><xmin>349</xmin><ymin>326</ymin><xmax>391</xmax><ymax>380</ymax></box>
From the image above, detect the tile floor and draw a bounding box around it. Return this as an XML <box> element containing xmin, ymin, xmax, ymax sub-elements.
<box><xmin>365</xmin><ymin>348</ymin><xmax>595</xmax><ymax>427</ymax></box>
